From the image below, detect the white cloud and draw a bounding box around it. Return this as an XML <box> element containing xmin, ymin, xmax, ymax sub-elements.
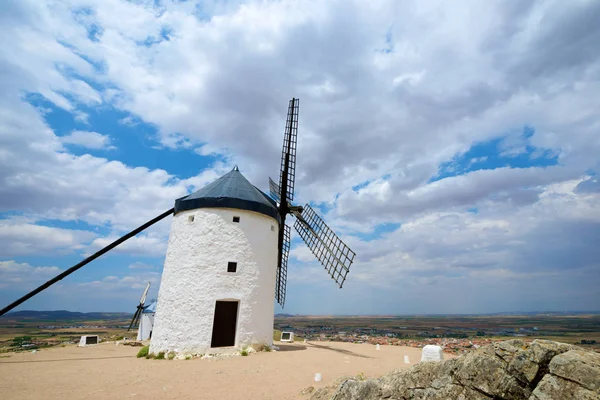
<box><xmin>128</xmin><ymin>261</ymin><xmax>156</xmax><ymax>269</ymax></box>
<box><xmin>1</xmin><ymin>0</ymin><xmax>600</xmax><ymax>312</ymax></box>
<box><xmin>0</xmin><ymin>260</ymin><xmax>61</xmax><ymax>289</ymax></box>
<box><xmin>0</xmin><ymin>219</ymin><xmax>97</xmax><ymax>257</ymax></box>
<box><xmin>60</xmin><ymin>130</ymin><xmax>115</xmax><ymax>150</ymax></box>
<box><xmin>335</xmin><ymin>166</ymin><xmax>577</xmax><ymax>224</ymax></box>
<box><xmin>87</xmin><ymin>233</ymin><xmax>168</xmax><ymax>257</ymax></box>
<box><xmin>78</xmin><ymin>273</ymin><xmax>161</xmax><ymax>293</ymax></box>
<box><xmin>118</xmin><ymin>115</ymin><xmax>138</xmax><ymax>126</ymax></box>
<box><xmin>281</xmin><ymin>177</ymin><xmax>600</xmax><ymax>313</ymax></box>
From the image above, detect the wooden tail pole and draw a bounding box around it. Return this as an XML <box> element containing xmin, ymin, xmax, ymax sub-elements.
<box><xmin>0</xmin><ymin>208</ymin><xmax>174</xmax><ymax>317</ymax></box>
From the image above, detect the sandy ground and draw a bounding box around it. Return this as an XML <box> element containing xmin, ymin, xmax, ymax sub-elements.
<box><xmin>0</xmin><ymin>341</ymin><xmax>451</xmax><ymax>400</ymax></box>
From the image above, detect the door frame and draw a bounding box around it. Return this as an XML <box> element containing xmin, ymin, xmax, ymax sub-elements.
<box><xmin>210</xmin><ymin>298</ymin><xmax>240</xmax><ymax>348</ymax></box>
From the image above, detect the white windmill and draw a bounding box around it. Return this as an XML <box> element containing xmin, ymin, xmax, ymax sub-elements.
<box><xmin>125</xmin><ymin>282</ymin><xmax>156</xmax><ymax>341</ymax></box>
<box><xmin>149</xmin><ymin>99</ymin><xmax>355</xmax><ymax>355</ymax></box>
<box><xmin>148</xmin><ymin>166</ymin><xmax>282</xmax><ymax>354</ymax></box>
<box><xmin>0</xmin><ymin>98</ymin><xmax>356</xmax><ymax>357</ymax></box>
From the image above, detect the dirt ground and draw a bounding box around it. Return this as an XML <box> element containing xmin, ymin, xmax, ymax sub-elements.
<box><xmin>0</xmin><ymin>341</ymin><xmax>451</xmax><ymax>400</ymax></box>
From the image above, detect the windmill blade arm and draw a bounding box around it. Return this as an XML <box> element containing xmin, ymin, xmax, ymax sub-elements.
<box><xmin>269</xmin><ymin>177</ymin><xmax>281</xmax><ymax>203</ymax></box>
<box><xmin>294</xmin><ymin>204</ymin><xmax>356</xmax><ymax>288</ymax></box>
<box><xmin>0</xmin><ymin>208</ymin><xmax>174</xmax><ymax>317</ymax></box>
<box><xmin>139</xmin><ymin>282</ymin><xmax>151</xmax><ymax>305</ymax></box>
<box><xmin>275</xmin><ymin>224</ymin><xmax>291</xmax><ymax>307</ymax></box>
<box><xmin>128</xmin><ymin>307</ymin><xmax>143</xmax><ymax>332</ymax></box>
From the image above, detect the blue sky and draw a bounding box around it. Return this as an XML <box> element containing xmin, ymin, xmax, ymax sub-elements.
<box><xmin>1</xmin><ymin>0</ymin><xmax>599</xmax><ymax>315</ymax></box>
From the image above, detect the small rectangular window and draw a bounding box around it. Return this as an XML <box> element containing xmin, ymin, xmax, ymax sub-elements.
<box><xmin>227</xmin><ymin>262</ymin><xmax>237</xmax><ymax>273</ymax></box>
<box><xmin>233</xmin><ymin>216</ymin><xmax>240</xmax><ymax>223</ymax></box>
<box><xmin>188</xmin><ymin>215</ymin><xmax>194</xmax><ymax>222</ymax></box>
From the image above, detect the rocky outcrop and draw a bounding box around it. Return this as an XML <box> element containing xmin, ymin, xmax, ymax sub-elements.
<box><xmin>311</xmin><ymin>340</ymin><xmax>600</xmax><ymax>400</ymax></box>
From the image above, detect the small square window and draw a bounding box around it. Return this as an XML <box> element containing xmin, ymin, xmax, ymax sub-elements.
<box><xmin>271</xmin><ymin>225</ymin><xmax>275</xmax><ymax>231</ymax></box>
<box><xmin>227</xmin><ymin>262</ymin><xmax>237</xmax><ymax>273</ymax></box>
<box><xmin>188</xmin><ymin>215</ymin><xmax>194</xmax><ymax>222</ymax></box>
<box><xmin>233</xmin><ymin>216</ymin><xmax>240</xmax><ymax>223</ymax></box>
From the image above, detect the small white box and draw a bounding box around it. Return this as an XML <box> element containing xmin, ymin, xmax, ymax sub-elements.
<box><xmin>280</xmin><ymin>331</ymin><xmax>294</xmax><ymax>342</ymax></box>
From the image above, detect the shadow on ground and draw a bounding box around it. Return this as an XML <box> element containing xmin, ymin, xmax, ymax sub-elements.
<box><xmin>0</xmin><ymin>355</ymin><xmax>134</xmax><ymax>364</ymax></box>
<box><xmin>276</xmin><ymin>344</ymin><xmax>307</xmax><ymax>352</ymax></box>
<box><xmin>307</xmin><ymin>343</ymin><xmax>373</xmax><ymax>359</ymax></box>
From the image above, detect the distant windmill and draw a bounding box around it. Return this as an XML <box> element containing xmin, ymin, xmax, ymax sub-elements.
<box><xmin>127</xmin><ymin>281</ymin><xmax>151</xmax><ymax>332</ymax></box>
<box><xmin>0</xmin><ymin>98</ymin><xmax>356</xmax><ymax>357</ymax></box>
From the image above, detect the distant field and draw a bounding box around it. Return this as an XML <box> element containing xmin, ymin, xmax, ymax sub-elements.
<box><xmin>1</xmin><ymin>311</ymin><xmax>599</xmax><ymax>352</ymax></box>
<box><xmin>0</xmin><ymin>312</ymin><xmax>134</xmax><ymax>352</ymax></box>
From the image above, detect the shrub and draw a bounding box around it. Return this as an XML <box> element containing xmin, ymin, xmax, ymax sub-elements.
<box><xmin>156</xmin><ymin>351</ymin><xmax>165</xmax><ymax>360</ymax></box>
<box><xmin>185</xmin><ymin>355</ymin><xmax>192</xmax><ymax>360</ymax></box>
<box><xmin>167</xmin><ymin>352</ymin><xmax>176</xmax><ymax>360</ymax></box>
<box><xmin>240</xmin><ymin>348</ymin><xmax>249</xmax><ymax>356</ymax></box>
<box><xmin>137</xmin><ymin>345</ymin><xmax>149</xmax><ymax>358</ymax></box>
<box><xmin>12</xmin><ymin>336</ymin><xmax>32</xmax><ymax>346</ymax></box>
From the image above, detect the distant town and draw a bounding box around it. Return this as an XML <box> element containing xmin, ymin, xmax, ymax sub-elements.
<box><xmin>274</xmin><ymin>313</ymin><xmax>600</xmax><ymax>353</ymax></box>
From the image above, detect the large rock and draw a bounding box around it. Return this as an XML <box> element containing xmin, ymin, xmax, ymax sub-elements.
<box><xmin>311</xmin><ymin>340</ymin><xmax>600</xmax><ymax>400</ymax></box>
<box><xmin>531</xmin><ymin>349</ymin><xmax>600</xmax><ymax>399</ymax></box>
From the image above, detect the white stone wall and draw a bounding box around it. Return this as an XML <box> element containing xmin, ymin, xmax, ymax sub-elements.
<box><xmin>149</xmin><ymin>207</ymin><xmax>278</xmax><ymax>355</ymax></box>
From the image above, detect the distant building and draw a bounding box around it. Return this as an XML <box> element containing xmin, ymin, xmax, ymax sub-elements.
<box><xmin>136</xmin><ymin>300</ymin><xmax>156</xmax><ymax>341</ymax></box>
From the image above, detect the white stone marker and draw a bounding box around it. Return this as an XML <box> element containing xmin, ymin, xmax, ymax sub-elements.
<box><xmin>404</xmin><ymin>355</ymin><xmax>410</xmax><ymax>364</ymax></box>
<box><xmin>314</xmin><ymin>373</ymin><xmax>322</xmax><ymax>382</ymax></box>
<box><xmin>420</xmin><ymin>345</ymin><xmax>444</xmax><ymax>362</ymax></box>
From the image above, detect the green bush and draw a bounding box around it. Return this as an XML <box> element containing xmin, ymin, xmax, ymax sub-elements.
<box><xmin>240</xmin><ymin>348</ymin><xmax>249</xmax><ymax>356</ymax></box>
<box><xmin>137</xmin><ymin>345</ymin><xmax>149</xmax><ymax>358</ymax></box>
<box><xmin>12</xmin><ymin>336</ymin><xmax>32</xmax><ymax>346</ymax></box>
<box><xmin>156</xmin><ymin>351</ymin><xmax>165</xmax><ymax>360</ymax></box>
<box><xmin>167</xmin><ymin>352</ymin><xmax>176</xmax><ymax>360</ymax></box>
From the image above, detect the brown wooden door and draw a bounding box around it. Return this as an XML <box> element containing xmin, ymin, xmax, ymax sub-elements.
<box><xmin>210</xmin><ymin>301</ymin><xmax>238</xmax><ymax>347</ymax></box>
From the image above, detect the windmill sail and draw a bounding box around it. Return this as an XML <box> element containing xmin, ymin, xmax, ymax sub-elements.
<box><xmin>294</xmin><ymin>204</ymin><xmax>355</xmax><ymax>288</ymax></box>
<box><xmin>275</xmin><ymin>98</ymin><xmax>299</xmax><ymax>308</ymax></box>
<box><xmin>272</xmin><ymin>97</ymin><xmax>356</xmax><ymax>306</ymax></box>
<box><xmin>278</xmin><ymin>98</ymin><xmax>299</xmax><ymax>204</ymax></box>
<box><xmin>275</xmin><ymin>224</ymin><xmax>290</xmax><ymax>307</ymax></box>
<box><xmin>269</xmin><ymin>177</ymin><xmax>281</xmax><ymax>203</ymax></box>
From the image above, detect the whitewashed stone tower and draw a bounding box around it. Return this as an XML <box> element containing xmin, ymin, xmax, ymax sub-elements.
<box><xmin>149</xmin><ymin>166</ymin><xmax>280</xmax><ymax>355</ymax></box>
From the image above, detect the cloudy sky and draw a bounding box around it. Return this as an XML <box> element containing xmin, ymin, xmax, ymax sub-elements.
<box><xmin>1</xmin><ymin>0</ymin><xmax>599</xmax><ymax>315</ymax></box>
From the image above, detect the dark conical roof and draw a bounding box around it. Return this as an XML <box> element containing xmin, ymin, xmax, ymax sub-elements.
<box><xmin>174</xmin><ymin>167</ymin><xmax>280</xmax><ymax>223</ymax></box>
